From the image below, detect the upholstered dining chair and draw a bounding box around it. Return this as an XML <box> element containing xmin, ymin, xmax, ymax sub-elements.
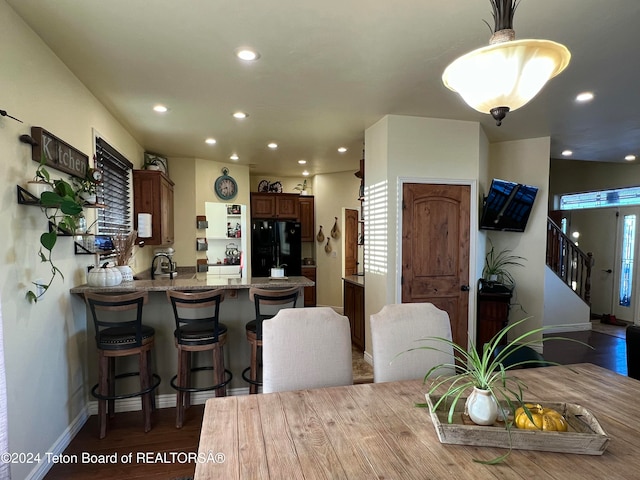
<box><xmin>262</xmin><ymin>307</ymin><xmax>353</xmax><ymax>393</ymax></box>
<box><xmin>370</xmin><ymin>303</ymin><xmax>455</xmax><ymax>383</ymax></box>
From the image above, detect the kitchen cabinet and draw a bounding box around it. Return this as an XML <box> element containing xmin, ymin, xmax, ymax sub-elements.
<box><xmin>344</xmin><ymin>279</ymin><xmax>365</xmax><ymax>352</ymax></box>
<box><xmin>250</xmin><ymin>192</ymin><xmax>299</xmax><ymax>219</ymax></box>
<box><xmin>133</xmin><ymin>170</ymin><xmax>174</xmax><ymax>245</ymax></box>
<box><xmin>476</xmin><ymin>290</ymin><xmax>512</xmax><ymax>352</ymax></box>
<box><xmin>301</xmin><ymin>266</ymin><xmax>317</xmax><ymax>307</ymax></box>
<box><xmin>298</xmin><ymin>196</ymin><xmax>315</xmax><ymax>242</ymax></box>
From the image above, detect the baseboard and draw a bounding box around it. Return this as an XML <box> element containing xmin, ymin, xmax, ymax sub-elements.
<box><xmin>543</xmin><ymin>322</ymin><xmax>592</xmax><ymax>334</ymax></box>
<box><xmin>87</xmin><ymin>386</ymin><xmax>251</xmax><ymax>415</ymax></box>
<box><xmin>26</xmin><ymin>406</ymin><xmax>89</xmax><ymax>480</ymax></box>
<box><xmin>363</xmin><ymin>350</ymin><xmax>373</xmax><ymax>366</ymax></box>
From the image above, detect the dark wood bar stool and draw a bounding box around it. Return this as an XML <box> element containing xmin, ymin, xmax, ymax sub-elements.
<box><xmin>242</xmin><ymin>287</ymin><xmax>300</xmax><ymax>394</ymax></box>
<box><xmin>166</xmin><ymin>289</ymin><xmax>232</xmax><ymax>427</ymax></box>
<box><xmin>85</xmin><ymin>291</ymin><xmax>161</xmax><ymax>439</ymax></box>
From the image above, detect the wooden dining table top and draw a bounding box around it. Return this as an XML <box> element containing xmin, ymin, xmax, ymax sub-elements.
<box><xmin>194</xmin><ymin>363</ymin><xmax>640</xmax><ymax>479</ymax></box>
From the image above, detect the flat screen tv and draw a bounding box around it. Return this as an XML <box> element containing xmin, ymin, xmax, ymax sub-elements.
<box><xmin>480</xmin><ymin>179</ymin><xmax>539</xmax><ymax>232</ymax></box>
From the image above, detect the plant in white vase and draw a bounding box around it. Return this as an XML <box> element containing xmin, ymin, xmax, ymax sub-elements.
<box><xmin>112</xmin><ymin>230</ymin><xmax>138</xmax><ymax>281</ymax></box>
<box><xmin>408</xmin><ymin>317</ymin><xmax>590</xmax><ymax>464</ymax></box>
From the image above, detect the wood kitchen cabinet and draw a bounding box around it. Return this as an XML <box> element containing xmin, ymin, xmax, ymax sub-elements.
<box><xmin>250</xmin><ymin>192</ymin><xmax>299</xmax><ymax>219</ymax></box>
<box><xmin>344</xmin><ymin>279</ymin><xmax>365</xmax><ymax>352</ymax></box>
<box><xmin>476</xmin><ymin>290</ymin><xmax>512</xmax><ymax>352</ymax></box>
<box><xmin>133</xmin><ymin>170</ymin><xmax>174</xmax><ymax>245</ymax></box>
<box><xmin>298</xmin><ymin>196</ymin><xmax>315</xmax><ymax>242</ymax></box>
<box><xmin>301</xmin><ymin>266</ymin><xmax>317</xmax><ymax>307</ymax></box>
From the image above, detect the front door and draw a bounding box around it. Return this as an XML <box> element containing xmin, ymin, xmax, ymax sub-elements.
<box><xmin>613</xmin><ymin>208</ymin><xmax>640</xmax><ymax>322</ymax></box>
<box><xmin>401</xmin><ymin>183</ymin><xmax>471</xmax><ymax>349</ymax></box>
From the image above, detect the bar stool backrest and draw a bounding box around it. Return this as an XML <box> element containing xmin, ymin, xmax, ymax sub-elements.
<box><xmin>249</xmin><ymin>287</ymin><xmax>300</xmax><ymax>338</ymax></box>
<box><xmin>85</xmin><ymin>291</ymin><xmax>149</xmax><ymax>350</ymax></box>
<box><xmin>165</xmin><ymin>289</ymin><xmax>226</xmax><ymax>344</ymax></box>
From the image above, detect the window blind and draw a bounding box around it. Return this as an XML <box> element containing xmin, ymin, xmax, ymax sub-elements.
<box><xmin>95</xmin><ymin>137</ymin><xmax>133</xmax><ymax>235</ymax></box>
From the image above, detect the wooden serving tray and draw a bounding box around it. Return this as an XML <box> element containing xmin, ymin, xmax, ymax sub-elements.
<box><xmin>426</xmin><ymin>394</ymin><xmax>609</xmax><ymax>455</ymax></box>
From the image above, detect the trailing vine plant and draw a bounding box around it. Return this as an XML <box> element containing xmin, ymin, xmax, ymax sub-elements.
<box><xmin>26</xmin><ymin>156</ymin><xmax>84</xmax><ymax>303</ymax></box>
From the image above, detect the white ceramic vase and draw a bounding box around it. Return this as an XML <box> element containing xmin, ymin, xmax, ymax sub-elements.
<box><xmin>79</xmin><ymin>191</ymin><xmax>97</xmax><ymax>204</ymax></box>
<box><xmin>465</xmin><ymin>387</ymin><xmax>498</xmax><ymax>426</ymax></box>
<box><xmin>25</xmin><ymin>181</ymin><xmax>53</xmax><ymax>198</ymax></box>
<box><xmin>116</xmin><ymin>265</ymin><xmax>134</xmax><ymax>282</ymax></box>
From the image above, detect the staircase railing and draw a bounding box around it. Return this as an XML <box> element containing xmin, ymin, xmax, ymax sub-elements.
<box><xmin>546</xmin><ymin>217</ymin><xmax>592</xmax><ymax>304</ymax></box>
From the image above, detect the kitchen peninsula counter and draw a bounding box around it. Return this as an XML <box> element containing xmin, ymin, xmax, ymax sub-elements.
<box><xmin>72</xmin><ymin>272</ymin><xmax>314</xmax><ymax>395</ymax></box>
<box><xmin>70</xmin><ymin>271</ymin><xmax>314</xmax><ymax>294</ymax></box>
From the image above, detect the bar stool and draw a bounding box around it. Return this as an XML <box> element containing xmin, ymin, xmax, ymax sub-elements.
<box><xmin>166</xmin><ymin>289</ymin><xmax>232</xmax><ymax>428</ymax></box>
<box><xmin>85</xmin><ymin>291</ymin><xmax>161</xmax><ymax>439</ymax></box>
<box><xmin>242</xmin><ymin>287</ymin><xmax>300</xmax><ymax>394</ymax></box>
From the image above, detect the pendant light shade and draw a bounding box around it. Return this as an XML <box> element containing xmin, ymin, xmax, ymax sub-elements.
<box><xmin>442</xmin><ymin>1</ymin><xmax>571</xmax><ymax>126</ymax></box>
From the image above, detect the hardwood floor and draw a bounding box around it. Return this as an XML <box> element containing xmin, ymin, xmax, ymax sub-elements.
<box><xmin>45</xmin><ymin>330</ymin><xmax>628</xmax><ymax>479</ymax></box>
<box><xmin>44</xmin><ymin>406</ymin><xmax>204</xmax><ymax>480</ymax></box>
<box><xmin>543</xmin><ymin>329</ymin><xmax>628</xmax><ymax>376</ymax></box>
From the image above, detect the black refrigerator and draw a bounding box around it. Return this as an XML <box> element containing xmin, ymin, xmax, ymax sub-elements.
<box><xmin>251</xmin><ymin>220</ymin><xmax>302</xmax><ymax>277</ymax></box>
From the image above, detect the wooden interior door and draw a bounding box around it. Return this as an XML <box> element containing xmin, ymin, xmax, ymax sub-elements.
<box><xmin>344</xmin><ymin>209</ymin><xmax>359</xmax><ymax>276</ymax></box>
<box><xmin>401</xmin><ymin>183</ymin><xmax>471</xmax><ymax>349</ymax></box>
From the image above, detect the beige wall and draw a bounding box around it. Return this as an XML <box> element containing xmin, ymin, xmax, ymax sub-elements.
<box><xmin>0</xmin><ymin>2</ymin><xmax>143</xmax><ymax>478</ymax></box>
<box><xmin>487</xmin><ymin>138</ymin><xmax>552</xmax><ymax>339</ymax></box>
<box><xmin>313</xmin><ymin>172</ymin><xmax>361</xmax><ymax>308</ymax></box>
<box><xmin>364</xmin><ymin>115</ymin><xmax>486</xmax><ymax>355</ymax></box>
<box><xmin>168</xmin><ymin>158</ymin><xmax>251</xmax><ymax>272</ymax></box>
<box><xmin>363</xmin><ymin>116</ymin><xmax>553</xmax><ymax>356</ymax></box>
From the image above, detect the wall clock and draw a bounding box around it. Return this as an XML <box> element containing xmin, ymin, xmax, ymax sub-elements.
<box><xmin>214</xmin><ymin>168</ymin><xmax>238</xmax><ymax>200</ymax></box>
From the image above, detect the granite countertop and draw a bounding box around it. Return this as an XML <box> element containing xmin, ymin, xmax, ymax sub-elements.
<box><xmin>343</xmin><ymin>274</ymin><xmax>365</xmax><ymax>287</ymax></box>
<box><xmin>70</xmin><ymin>267</ymin><xmax>314</xmax><ymax>294</ymax></box>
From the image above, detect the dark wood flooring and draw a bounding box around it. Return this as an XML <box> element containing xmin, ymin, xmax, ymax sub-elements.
<box><xmin>45</xmin><ymin>330</ymin><xmax>628</xmax><ymax>479</ymax></box>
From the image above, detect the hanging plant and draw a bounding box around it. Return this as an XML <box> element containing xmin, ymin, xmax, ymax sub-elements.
<box><xmin>26</xmin><ymin>156</ymin><xmax>84</xmax><ymax>303</ymax></box>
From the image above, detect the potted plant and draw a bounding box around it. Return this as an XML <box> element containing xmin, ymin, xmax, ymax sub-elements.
<box><xmin>25</xmin><ymin>154</ymin><xmax>54</xmax><ymax>197</ymax></box>
<box><xmin>112</xmin><ymin>230</ymin><xmax>138</xmax><ymax>281</ymax></box>
<box><xmin>26</xmin><ymin>168</ymin><xmax>85</xmax><ymax>303</ymax></box>
<box><xmin>143</xmin><ymin>157</ymin><xmax>161</xmax><ymax>171</ymax></box>
<box><xmin>410</xmin><ymin>317</ymin><xmax>589</xmax><ymax>464</ymax></box>
<box><xmin>270</xmin><ymin>262</ymin><xmax>287</xmax><ymax>278</ymax></box>
<box><xmin>482</xmin><ymin>240</ymin><xmax>525</xmax><ymax>289</ymax></box>
<box><xmin>71</xmin><ymin>168</ymin><xmax>101</xmax><ymax>204</ymax></box>
<box><xmin>293</xmin><ymin>179</ymin><xmax>308</xmax><ymax>195</ymax></box>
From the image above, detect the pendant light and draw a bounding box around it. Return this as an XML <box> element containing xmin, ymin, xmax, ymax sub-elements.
<box><xmin>442</xmin><ymin>0</ymin><xmax>571</xmax><ymax>126</ymax></box>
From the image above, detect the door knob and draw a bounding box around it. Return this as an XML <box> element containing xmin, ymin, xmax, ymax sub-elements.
<box><xmin>460</xmin><ymin>285</ymin><xmax>470</xmax><ymax>292</ymax></box>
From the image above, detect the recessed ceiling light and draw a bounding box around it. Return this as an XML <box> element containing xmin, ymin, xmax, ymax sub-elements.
<box><xmin>153</xmin><ymin>104</ymin><xmax>168</xmax><ymax>113</ymax></box>
<box><xmin>267</xmin><ymin>142</ymin><xmax>278</xmax><ymax>149</ymax></box>
<box><xmin>298</xmin><ymin>160</ymin><xmax>306</xmax><ymax>165</ymax></box>
<box><xmin>230</xmin><ymin>153</ymin><xmax>239</xmax><ymax>161</ymax></box>
<box><xmin>233</xmin><ymin>111</ymin><xmax>248</xmax><ymax>119</ymax></box>
<box><xmin>562</xmin><ymin>150</ymin><xmax>573</xmax><ymax>156</ymax></box>
<box><xmin>338</xmin><ymin>147</ymin><xmax>347</xmax><ymax>153</ymax></box>
<box><xmin>235</xmin><ymin>48</ymin><xmax>260</xmax><ymax>61</ymax></box>
<box><xmin>302</xmin><ymin>171</ymin><xmax>309</xmax><ymax>176</ymax></box>
<box><xmin>205</xmin><ymin>138</ymin><xmax>216</xmax><ymax>145</ymax></box>
<box><xmin>625</xmin><ymin>155</ymin><xmax>636</xmax><ymax>161</ymax></box>
<box><xmin>576</xmin><ymin>92</ymin><xmax>594</xmax><ymax>102</ymax></box>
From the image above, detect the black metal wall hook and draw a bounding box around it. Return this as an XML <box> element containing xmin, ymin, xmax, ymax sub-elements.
<box><xmin>0</xmin><ymin>109</ymin><xmax>23</xmax><ymax>123</ymax></box>
<box><xmin>19</xmin><ymin>134</ymin><xmax>38</xmax><ymax>146</ymax></box>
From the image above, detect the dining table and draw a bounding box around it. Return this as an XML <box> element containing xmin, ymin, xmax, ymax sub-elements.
<box><xmin>194</xmin><ymin>363</ymin><xmax>640</xmax><ymax>479</ymax></box>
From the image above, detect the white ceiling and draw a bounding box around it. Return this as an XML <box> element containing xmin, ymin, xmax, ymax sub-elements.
<box><xmin>7</xmin><ymin>0</ymin><xmax>640</xmax><ymax>177</ymax></box>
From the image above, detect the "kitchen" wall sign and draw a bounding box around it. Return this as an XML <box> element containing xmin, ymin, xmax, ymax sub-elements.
<box><xmin>30</xmin><ymin>126</ymin><xmax>88</xmax><ymax>179</ymax></box>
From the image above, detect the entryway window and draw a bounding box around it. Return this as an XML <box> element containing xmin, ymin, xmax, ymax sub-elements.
<box><xmin>560</xmin><ymin>186</ymin><xmax>640</xmax><ymax>210</ymax></box>
<box><xmin>619</xmin><ymin>214</ymin><xmax>636</xmax><ymax>307</ymax></box>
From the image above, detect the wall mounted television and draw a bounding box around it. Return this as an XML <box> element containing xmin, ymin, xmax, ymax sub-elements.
<box><xmin>479</xmin><ymin>179</ymin><xmax>539</xmax><ymax>232</ymax></box>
